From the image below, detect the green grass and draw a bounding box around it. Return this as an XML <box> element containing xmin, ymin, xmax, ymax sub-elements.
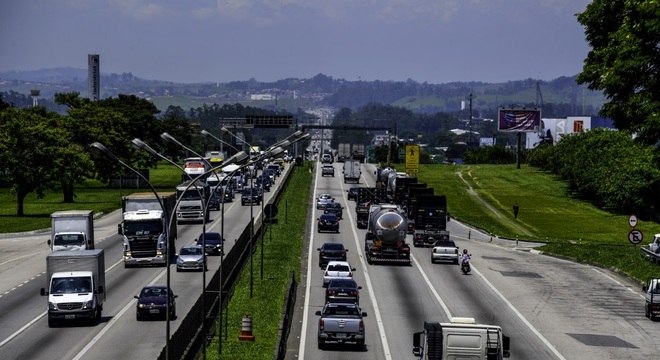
<box><xmin>207</xmin><ymin>163</ymin><xmax>312</xmax><ymax>360</ymax></box>
<box><xmin>0</xmin><ymin>164</ymin><xmax>182</xmax><ymax>233</ymax></box>
<box><xmin>415</xmin><ymin>163</ymin><xmax>660</xmax><ymax>282</ymax></box>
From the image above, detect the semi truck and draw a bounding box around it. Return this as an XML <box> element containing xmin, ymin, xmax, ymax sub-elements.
<box><xmin>364</xmin><ymin>203</ymin><xmax>411</xmax><ymax>264</ymax></box>
<box><xmin>118</xmin><ymin>192</ymin><xmax>177</xmax><ymax>267</ymax></box>
<box><xmin>48</xmin><ymin>210</ymin><xmax>95</xmax><ymax>252</ymax></box>
<box><xmin>412</xmin><ymin>318</ymin><xmax>510</xmax><ymax>360</ymax></box>
<box><xmin>40</xmin><ymin>249</ymin><xmax>105</xmax><ymax>327</ymax></box>
<box><xmin>175</xmin><ymin>179</ymin><xmax>210</xmax><ymax>224</ymax></box>
<box><xmin>343</xmin><ymin>161</ymin><xmax>362</xmax><ymax>183</ymax></box>
<box><xmin>355</xmin><ymin>187</ymin><xmax>388</xmax><ymax>229</ymax></box>
<box><xmin>413</xmin><ymin>195</ymin><xmax>450</xmax><ymax>247</ymax></box>
<box><xmin>352</xmin><ymin>144</ymin><xmax>366</xmax><ymax>162</ymax></box>
<box><xmin>337</xmin><ymin>143</ymin><xmax>351</xmax><ymax>162</ymax></box>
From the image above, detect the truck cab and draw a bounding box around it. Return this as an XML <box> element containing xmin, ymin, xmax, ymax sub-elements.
<box><xmin>643</xmin><ymin>278</ymin><xmax>660</xmax><ymax>320</ymax></box>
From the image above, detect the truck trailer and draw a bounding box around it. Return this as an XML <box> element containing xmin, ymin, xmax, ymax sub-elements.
<box><xmin>364</xmin><ymin>203</ymin><xmax>411</xmax><ymax>265</ymax></box>
<box><xmin>119</xmin><ymin>192</ymin><xmax>177</xmax><ymax>267</ymax></box>
<box><xmin>343</xmin><ymin>161</ymin><xmax>362</xmax><ymax>183</ymax></box>
<box><xmin>40</xmin><ymin>249</ymin><xmax>105</xmax><ymax>327</ymax></box>
<box><xmin>48</xmin><ymin>210</ymin><xmax>95</xmax><ymax>252</ymax></box>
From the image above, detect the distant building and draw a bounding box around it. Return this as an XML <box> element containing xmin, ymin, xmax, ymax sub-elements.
<box><xmin>88</xmin><ymin>54</ymin><xmax>100</xmax><ymax>101</ymax></box>
<box><xmin>525</xmin><ymin>116</ymin><xmax>614</xmax><ymax>149</ymax></box>
<box><xmin>250</xmin><ymin>94</ymin><xmax>274</xmax><ymax>101</ymax></box>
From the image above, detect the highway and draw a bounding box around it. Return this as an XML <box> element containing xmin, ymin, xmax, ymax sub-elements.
<box><xmin>0</xmin><ymin>167</ymin><xmax>290</xmax><ymax>360</ymax></box>
<box><xmin>295</xmin><ymin>161</ymin><xmax>660</xmax><ymax>360</ymax></box>
<box><xmin>2</xmin><ymin>159</ymin><xmax>660</xmax><ymax>360</ymax></box>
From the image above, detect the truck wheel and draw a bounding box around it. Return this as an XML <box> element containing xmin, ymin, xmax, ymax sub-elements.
<box><xmin>645</xmin><ymin>304</ymin><xmax>650</xmax><ymax>318</ymax></box>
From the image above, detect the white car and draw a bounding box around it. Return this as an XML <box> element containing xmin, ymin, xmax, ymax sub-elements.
<box><xmin>322</xmin><ymin>261</ymin><xmax>356</xmax><ymax>287</ymax></box>
<box><xmin>431</xmin><ymin>239</ymin><xmax>459</xmax><ymax>264</ymax></box>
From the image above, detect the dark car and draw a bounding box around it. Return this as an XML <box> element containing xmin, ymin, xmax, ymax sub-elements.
<box><xmin>134</xmin><ymin>285</ymin><xmax>177</xmax><ymax>321</ymax></box>
<box><xmin>255</xmin><ymin>175</ymin><xmax>272</xmax><ymax>192</ymax></box>
<box><xmin>207</xmin><ymin>191</ymin><xmax>221</xmax><ymax>211</ymax></box>
<box><xmin>196</xmin><ymin>231</ymin><xmax>224</xmax><ymax>255</ymax></box>
<box><xmin>267</xmin><ymin>164</ymin><xmax>282</xmax><ymax>177</ymax></box>
<box><xmin>264</xmin><ymin>168</ymin><xmax>276</xmax><ymax>182</ymax></box>
<box><xmin>218</xmin><ymin>187</ymin><xmax>234</xmax><ymax>202</ymax></box>
<box><xmin>325</xmin><ymin>278</ymin><xmax>362</xmax><ymax>304</ymax></box>
<box><xmin>347</xmin><ymin>187</ymin><xmax>360</xmax><ymax>201</ymax></box>
<box><xmin>324</xmin><ymin>202</ymin><xmax>344</xmax><ymax>219</ymax></box>
<box><xmin>317</xmin><ymin>242</ymin><xmax>348</xmax><ymax>267</ymax></box>
<box><xmin>317</xmin><ymin>213</ymin><xmax>340</xmax><ymax>233</ymax></box>
<box><xmin>241</xmin><ymin>187</ymin><xmax>263</xmax><ymax>205</ymax></box>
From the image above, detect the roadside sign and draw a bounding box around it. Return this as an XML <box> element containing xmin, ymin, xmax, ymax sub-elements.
<box><xmin>405</xmin><ymin>144</ymin><xmax>420</xmax><ymax>173</ymax></box>
<box><xmin>628</xmin><ymin>214</ymin><xmax>638</xmax><ymax>228</ymax></box>
<box><xmin>628</xmin><ymin>229</ymin><xmax>643</xmax><ymax>245</ymax></box>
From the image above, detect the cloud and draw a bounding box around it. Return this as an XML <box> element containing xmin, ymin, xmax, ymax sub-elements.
<box><xmin>110</xmin><ymin>0</ymin><xmax>166</xmax><ymax>20</ymax></box>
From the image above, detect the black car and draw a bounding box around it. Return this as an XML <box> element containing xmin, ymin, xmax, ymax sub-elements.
<box><xmin>255</xmin><ymin>175</ymin><xmax>272</xmax><ymax>192</ymax></box>
<box><xmin>196</xmin><ymin>231</ymin><xmax>224</xmax><ymax>255</ymax></box>
<box><xmin>317</xmin><ymin>242</ymin><xmax>348</xmax><ymax>267</ymax></box>
<box><xmin>267</xmin><ymin>164</ymin><xmax>282</xmax><ymax>177</ymax></box>
<box><xmin>317</xmin><ymin>213</ymin><xmax>340</xmax><ymax>233</ymax></box>
<box><xmin>134</xmin><ymin>285</ymin><xmax>177</xmax><ymax>320</ymax></box>
<box><xmin>207</xmin><ymin>191</ymin><xmax>221</xmax><ymax>211</ymax></box>
<box><xmin>347</xmin><ymin>187</ymin><xmax>360</xmax><ymax>201</ymax></box>
<box><xmin>324</xmin><ymin>202</ymin><xmax>344</xmax><ymax>219</ymax></box>
<box><xmin>241</xmin><ymin>187</ymin><xmax>263</xmax><ymax>205</ymax></box>
<box><xmin>325</xmin><ymin>278</ymin><xmax>362</xmax><ymax>304</ymax></box>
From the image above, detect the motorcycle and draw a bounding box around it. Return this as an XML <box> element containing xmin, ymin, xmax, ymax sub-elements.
<box><xmin>460</xmin><ymin>255</ymin><xmax>471</xmax><ymax>274</ymax></box>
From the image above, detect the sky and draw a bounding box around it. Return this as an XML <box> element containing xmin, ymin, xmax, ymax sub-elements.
<box><xmin>0</xmin><ymin>0</ymin><xmax>592</xmax><ymax>84</ymax></box>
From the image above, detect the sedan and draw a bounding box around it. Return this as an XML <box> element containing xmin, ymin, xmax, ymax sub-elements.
<box><xmin>322</xmin><ymin>261</ymin><xmax>356</xmax><ymax>287</ymax></box>
<box><xmin>135</xmin><ymin>285</ymin><xmax>177</xmax><ymax>320</ymax></box>
<box><xmin>317</xmin><ymin>242</ymin><xmax>348</xmax><ymax>267</ymax></box>
<box><xmin>323</xmin><ymin>202</ymin><xmax>344</xmax><ymax>219</ymax></box>
<box><xmin>196</xmin><ymin>232</ymin><xmax>224</xmax><ymax>256</ymax></box>
<box><xmin>325</xmin><ymin>278</ymin><xmax>361</xmax><ymax>304</ymax></box>
<box><xmin>347</xmin><ymin>187</ymin><xmax>360</xmax><ymax>201</ymax></box>
<box><xmin>431</xmin><ymin>239</ymin><xmax>459</xmax><ymax>264</ymax></box>
<box><xmin>317</xmin><ymin>214</ymin><xmax>340</xmax><ymax>233</ymax></box>
<box><xmin>176</xmin><ymin>245</ymin><xmax>206</xmax><ymax>272</ymax></box>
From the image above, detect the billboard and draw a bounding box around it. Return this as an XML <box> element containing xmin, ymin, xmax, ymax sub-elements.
<box><xmin>498</xmin><ymin>109</ymin><xmax>541</xmax><ymax>132</ymax></box>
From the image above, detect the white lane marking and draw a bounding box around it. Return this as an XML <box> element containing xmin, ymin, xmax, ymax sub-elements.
<box><xmin>410</xmin><ymin>254</ymin><xmax>453</xmax><ymax>319</ymax></box>
<box><xmin>592</xmin><ymin>267</ymin><xmax>645</xmax><ymax>299</ymax></box>
<box><xmin>471</xmin><ymin>265</ymin><xmax>567</xmax><ymax>360</ymax></box>
<box><xmin>0</xmin><ymin>257</ymin><xmax>124</xmax><ymax>350</ymax></box>
<box><xmin>297</xmin><ymin>163</ymin><xmax>321</xmax><ymax>360</ymax></box>
<box><xmin>340</xmin><ymin>169</ymin><xmax>392</xmax><ymax>360</ymax></box>
<box><xmin>72</xmin><ymin>268</ymin><xmax>167</xmax><ymax>360</ymax></box>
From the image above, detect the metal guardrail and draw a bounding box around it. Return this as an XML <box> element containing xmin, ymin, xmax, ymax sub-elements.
<box><xmin>274</xmin><ymin>272</ymin><xmax>297</xmax><ymax>360</ymax></box>
<box><xmin>157</xmin><ymin>162</ymin><xmax>297</xmax><ymax>360</ymax></box>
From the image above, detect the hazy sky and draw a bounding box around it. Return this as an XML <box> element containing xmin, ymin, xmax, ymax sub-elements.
<box><xmin>1</xmin><ymin>0</ymin><xmax>592</xmax><ymax>84</ymax></box>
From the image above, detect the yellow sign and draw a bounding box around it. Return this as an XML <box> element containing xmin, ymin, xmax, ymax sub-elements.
<box><xmin>405</xmin><ymin>144</ymin><xmax>420</xmax><ymax>172</ymax></box>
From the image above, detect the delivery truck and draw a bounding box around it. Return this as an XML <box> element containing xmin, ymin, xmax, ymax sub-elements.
<box><xmin>47</xmin><ymin>210</ymin><xmax>95</xmax><ymax>252</ymax></box>
<box><xmin>40</xmin><ymin>249</ymin><xmax>105</xmax><ymax>327</ymax></box>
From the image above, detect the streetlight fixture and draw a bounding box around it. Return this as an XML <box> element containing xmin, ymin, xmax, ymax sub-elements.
<box><xmin>200</xmin><ymin>129</ymin><xmax>241</xmax><ymax>156</ymax></box>
<box><xmin>89</xmin><ymin>142</ymin><xmax>173</xmax><ymax>360</ymax></box>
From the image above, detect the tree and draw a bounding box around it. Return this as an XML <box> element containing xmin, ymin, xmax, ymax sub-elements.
<box><xmin>0</xmin><ymin>107</ymin><xmax>70</xmax><ymax>215</ymax></box>
<box><xmin>576</xmin><ymin>0</ymin><xmax>660</xmax><ymax>145</ymax></box>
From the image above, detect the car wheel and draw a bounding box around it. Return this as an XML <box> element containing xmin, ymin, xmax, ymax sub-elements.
<box><xmin>136</xmin><ymin>312</ymin><xmax>142</xmax><ymax>321</ymax></box>
<box><xmin>318</xmin><ymin>339</ymin><xmax>325</xmax><ymax>349</ymax></box>
<box><xmin>431</xmin><ymin>258</ymin><xmax>435</xmax><ymax>264</ymax></box>
<box><xmin>645</xmin><ymin>304</ymin><xmax>650</xmax><ymax>318</ymax></box>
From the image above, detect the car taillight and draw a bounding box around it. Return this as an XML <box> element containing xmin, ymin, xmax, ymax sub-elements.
<box><xmin>328</xmin><ymin>290</ymin><xmax>335</xmax><ymax>296</ymax></box>
<box><xmin>319</xmin><ymin>319</ymin><xmax>324</xmax><ymax>331</ymax></box>
<box><xmin>320</xmin><ymin>252</ymin><xmax>325</xmax><ymax>257</ymax></box>
<box><xmin>359</xmin><ymin>320</ymin><xmax>364</xmax><ymax>333</ymax></box>
<box><xmin>350</xmin><ymin>290</ymin><xmax>357</xmax><ymax>296</ymax></box>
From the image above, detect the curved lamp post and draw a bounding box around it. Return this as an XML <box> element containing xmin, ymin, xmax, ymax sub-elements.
<box><xmin>200</xmin><ymin>129</ymin><xmax>240</xmax><ymax>157</ymax></box>
<box><xmin>89</xmin><ymin>142</ymin><xmax>173</xmax><ymax>360</ymax></box>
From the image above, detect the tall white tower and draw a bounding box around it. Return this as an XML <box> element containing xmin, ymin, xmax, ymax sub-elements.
<box><xmin>88</xmin><ymin>54</ymin><xmax>100</xmax><ymax>101</ymax></box>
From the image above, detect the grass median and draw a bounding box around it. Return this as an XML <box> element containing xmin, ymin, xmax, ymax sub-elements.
<box><xmin>207</xmin><ymin>163</ymin><xmax>312</xmax><ymax>360</ymax></box>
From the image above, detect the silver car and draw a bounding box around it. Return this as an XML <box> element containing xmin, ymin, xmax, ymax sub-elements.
<box><xmin>176</xmin><ymin>245</ymin><xmax>206</xmax><ymax>271</ymax></box>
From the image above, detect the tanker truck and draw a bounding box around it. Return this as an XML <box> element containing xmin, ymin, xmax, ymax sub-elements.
<box><xmin>364</xmin><ymin>203</ymin><xmax>411</xmax><ymax>265</ymax></box>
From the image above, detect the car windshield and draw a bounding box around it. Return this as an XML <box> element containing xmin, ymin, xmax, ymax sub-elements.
<box><xmin>434</xmin><ymin>240</ymin><xmax>456</xmax><ymax>247</ymax></box>
<box><xmin>327</xmin><ymin>264</ymin><xmax>350</xmax><ymax>272</ymax></box>
<box><xmin>320</xmin><ymin>215</ymin><xmax>337</xmax><ymax>221</ymax></box>
<box><xmin>322</xmin><ymin>243</ymin><xmax>344</xmax><ymax>251</ymax></box>
<box><xmin>180</xmin><ymin>247</ymin><xmax>202</xmax><ymax>255</ymax></box>
<box><xmin>141</xmin><ymin>287</ymin><xmax>169</xmax><ymax>298</ymax></box>
<box><xmin>328</xmin><ymin>279</ymin><xmax>355</xmax><ymax>288</ymax></box>
<box><xmin>199</xmin><ymin>233</ymin><xmax>222</xmax><ymax>244</ymax></box>
<box><xmin>324</xmin><ymin>306</ymin><xmax>360</xmax><ymax>316</ymax></box>
<box><xmin>51</xmin><ymin>277</ymin><xmax>91</xmax><ymax>294</ymax></box>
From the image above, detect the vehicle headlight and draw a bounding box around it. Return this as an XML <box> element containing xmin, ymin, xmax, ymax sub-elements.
<box><xmin>82</xmin><ymin>300</ymin><xmax>94</xmax><ymax>309</ymax></box>
<box><xmin>197</xmin><ymin>258</ymin><xmax>204</xmax><ymax>264</ymax></box>
<box><xmin>49</xmin><ymin>302</ymin><xmax>58</xmax><ymax>311</ymax></box>
<box><xmin>176</xmin><ymin>258</ymin><xmax>184</xmax><ymax>265</ymax></box>
<box><xmin>138</xmin><ymin>303</ymin><xmax>146</xmax><ymax>308</ymax></box>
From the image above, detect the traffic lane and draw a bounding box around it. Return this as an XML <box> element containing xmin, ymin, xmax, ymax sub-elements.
<box><xmin>411</xmin><ymin>244</ymin><xmax>561</xmax><ymax>360</ymax></box>
<box><xmin>459</xmin><ymin>239</ymin><xmax>660</xmax><ymax>360</ymax></box>
<box><xmin>0</xmin><ymin>231</ymin><xmax>125</xmax><ymax>349</ymax></box>
<box><xmin>302</xmin><ymin>165</ymin><xmax>385</xmax><ymax>360</ymax></box>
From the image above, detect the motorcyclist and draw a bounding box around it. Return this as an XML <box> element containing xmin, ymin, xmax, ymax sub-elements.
<box><xmin>460</xmin><ymin>249</ymin><xmax>471</xmax><ymax>266</ymax></box>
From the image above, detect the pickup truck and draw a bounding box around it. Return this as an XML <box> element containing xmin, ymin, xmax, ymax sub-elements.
<box><xmin>316</xmin><ymin>302</ymin><xmax>367</xmax><ymax>349</ymax></box>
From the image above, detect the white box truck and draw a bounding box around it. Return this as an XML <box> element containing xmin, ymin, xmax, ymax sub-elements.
<box><xmin>413</xmin><ymin>318</ymin><xmax>510</xmax><ymax>359</ymax></box>
<box><xmin>40</xmin><ymin>249</ymin><xmax>105</xmax><ymax>327</ymax></box>
<box><xmin>343</xmin><ymin>161</ymin><xmax>361</xmax><ymax>183</ymax></box>
<box><xmin>48</xmin><ymin>210</ymin><xmax>95</xmax><ymax>252</ymax></box>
